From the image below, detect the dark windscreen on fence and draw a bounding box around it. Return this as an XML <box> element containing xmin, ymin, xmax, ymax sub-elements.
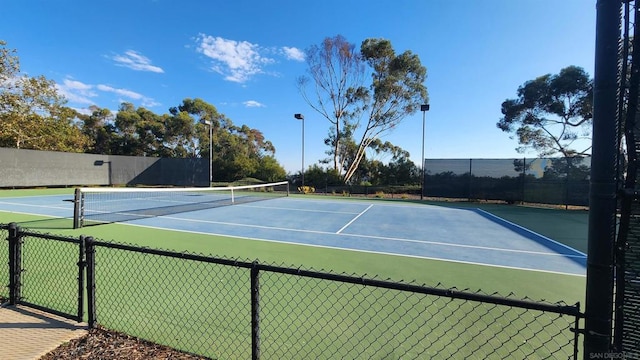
<box><xmin>424</xmin><ymin>157</ymin><xmax>591</xmax><ymax>206</ymax></box>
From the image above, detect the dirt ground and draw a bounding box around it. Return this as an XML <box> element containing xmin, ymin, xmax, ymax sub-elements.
<box><xmin>40</xmin><ymin>327</ymin><xmax>210</xmax><ymax>360</ymax></box>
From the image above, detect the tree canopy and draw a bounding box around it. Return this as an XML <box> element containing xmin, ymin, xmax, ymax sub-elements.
<box><xmin>77</xmin><ymin>99</ymin><xmax>286</xmax><ymax>182</ymax></box>
<box><xmin>298</xmin><ymin>35</ymin><xmax>428</xmax><ymax>183</ymax></box>
<box><xmin>0</xmin><ymin>40</ymin><xmax>89</xmax><ymax>151</ymax></box>
<box><xmin>497</xmin><ymin>66</ymin><xmax>593</xmax><ymax>157</ymax></box>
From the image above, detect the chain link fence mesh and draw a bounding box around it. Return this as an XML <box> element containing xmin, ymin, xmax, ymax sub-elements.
<box><xmin>92</xmin><ymin>242</ymin><xmax>253</xmax><ymax>359</ymax></box>
<box><xmin>88</xmin><ymin>239</ymin><xmax>581</xmax><ymax>360</ymax></box>
<box><xmin>621</xmin><ymin>202</ymin><xmax>640</xmax><ymax>356</ymax></box>
<box><xmin>0</xmin><ymin>224</ymin><xmax>8</xmax><ymax>302</ymax></box>
<box><xmin>19</xmin><ymin>230</ymin><xmax>82</xmax><ymax>319</ymax></box>
<box><xmin>259</xmin><ymin>271</ymin><xmax>579</xmax><ymax>360</ymax></box>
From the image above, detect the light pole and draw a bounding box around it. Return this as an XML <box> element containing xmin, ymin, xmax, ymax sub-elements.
<box><xmin>200</xmin><ymin>119</ymin><xmax>212</xmax><ymax>187</ymax></box>
<box><xmin>420</xmin><ymin>104</ymin><xmax>430</xmax><ymax>200</ymax></box>
<box><xmin>294</xmin><ymin>113</ymin><xmax>305</xmax><ymax>188</ymax></box>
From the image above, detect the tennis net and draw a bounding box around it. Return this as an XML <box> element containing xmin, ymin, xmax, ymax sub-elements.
<box><xmin>72</xmin><ymin>181</ymin><xmax>290</xmax><ymax>228</ymax></box>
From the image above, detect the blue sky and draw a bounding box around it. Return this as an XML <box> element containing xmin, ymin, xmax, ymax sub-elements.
<box><xmin>1</xmin><ymin>0</ymin><xmax>596</xmax><ymax>173</ymax></box>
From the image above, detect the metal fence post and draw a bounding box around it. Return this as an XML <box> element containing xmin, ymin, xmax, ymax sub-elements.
<box><xmin>585</xmin><ymin>0</ymin><xmax>621</xmax><ymax>356</ymax></box>
<box><xmin>573</xmin><ymin>302</ymin><xmax>581</xmax><ymax>360</ymax></box>
<box><xmin>8</xmin><ymin>222</ymin><xmax>22</xmax><ymax>305</ymax></box>
<box><xmin>564</xmin><ymin>158</ymin><xmax>571</xmax><ymax>210</ymax></box>
<box><xmin>77</xmin><ymin>235</ymin><xmax>86</xmax><ymax>321</ymax></box>
<box><xmin>468</xmin><ymin>158</ymin><xmax>473</xmax><ymax>201</ymax></box>
<box><xmin>251</xmin><ymin>261</ymin><xmax>260</xmax><ymax>360</ymax></box>
<box><xmin>521</xmin><ymin>157</ymin><xmax>526</xmax><ymax>203</ymax></box>
<box><xmin>85</xmin><ymin>236</ymin><xmax>97</xmax><ymax>328</ymax></box>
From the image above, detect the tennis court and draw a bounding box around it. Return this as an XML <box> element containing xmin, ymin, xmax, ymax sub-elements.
<box><xmin>0</xmin><ymin>187</ymin><xmax>586</xmax><ymax>276</ymax></box>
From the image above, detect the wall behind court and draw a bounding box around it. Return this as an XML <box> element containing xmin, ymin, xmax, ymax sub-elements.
<box><xmin>0</xmin><ymin>148</ymin><xmax>208</xmax><ymax>187</ymax></box>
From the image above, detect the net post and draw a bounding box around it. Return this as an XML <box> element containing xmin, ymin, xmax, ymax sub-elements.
<box><xmin>73</xmin><ymin>188</ymin><xmax>82</xmax><ymax>229</ymax></box>
<box><xmin>231</xmin><ymin>188</ymin><xmax>235</xmax><ymax>204</ymax></box>
<box><xmin>287</xmin><ymin>181</ymin><xmax>290</xmax><ymax>196</ymax></box>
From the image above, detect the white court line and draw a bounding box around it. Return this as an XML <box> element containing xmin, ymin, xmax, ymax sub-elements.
<box><xmin>238</xmin><ymin>203</ymin><xmax>361</xmax><ymax>215</ymax></box>
<box><xmin>0</xmin><ymin>210</ymin><xmax>65</xmax><ymax>219</ymax></box>
<box><xmin>157</xmin><ymin>215</ymin><xmax>344</xmax><ymax>235</ymax></box>
<box><xmin>0</xmin><ymin>194</ymin><xmax>73</xmax><ymax>199</ymax></box>
<box><xmin>0</xmin><ymin>201</ymin><xmax>71</xmax><ymax>211</ymax></box>
<box><xmin>336</xmin><ymin>204</ymin><xmax>373</xmax><ymax>234</ymax></box>
<box><xmin>126</xmin><ymin>221</ymin><xmax>586</xmax><ymax>277</ymax></box>
<box><xmin>156</xmin><ymin>213</ymin><xmax>586</xmax><ymax>258</ymax></box>
<box><xmin>339</xmin><ymin>231</ymin><xmax>586</xmax><ymax>258</ymax></box>
<box><xmin>475</xmin><ymin>208</ymin><xmax>587</xmax><ymax>256</ymax></box>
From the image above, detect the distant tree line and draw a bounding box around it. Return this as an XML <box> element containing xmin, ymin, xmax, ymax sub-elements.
<box><xmin>0</xmin><ymin>40</ymin><xmax>286</xmax><ymax>182</ymax></box>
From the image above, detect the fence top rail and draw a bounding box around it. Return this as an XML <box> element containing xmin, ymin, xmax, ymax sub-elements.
<box><xmin>19</xmin><ymin>230</ymin><xmax>83</xmax><ymax>244</ymax></box>
<box><xmin>255</xmin><ymin>263</ymin><xmax>583</xmax><ymax>317</ymax></box>
<box><xmin>90</xmin><ymin>238</ymin><xmax>582</xmax><ymax>317</ymax></box>
<box><xmin>90</xmin><ymin>239</ymin><xmax>256</xmax><ymax>268</ymax></box>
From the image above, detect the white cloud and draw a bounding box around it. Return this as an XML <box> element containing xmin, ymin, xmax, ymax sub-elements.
<box><xmin>61</xmin><ymin>79</ymin><xmax>94</xmax><ymax>93</ymax></box>
<box><xmin>282</xmin><ymin>46</ymin><xmax>305</xmax><ymax>61</ymax></box>
<box><xmin>55</xmin><ymin>79</ymin><xmax>96</xmax><ymax>105</ymax></box>
<box><xmin>141</xmin><ymin>99</ymin><xmax>161</xmax><ymax>108</ymax></box>
<box><xmin>55</xmin><ymin>77</ymin><xmax>159</xmax><ymax>109</ymax></box>
<box><xmin>97</xmin><ymin>84</ymin><xmax>159</xmax><ymax>107</ymax></box>
<box><xmin>243</xmin><ymin>100</ymin><xmax>265</xmax><ymax>108</ymax></box>
<box><xmin>196</xmin><ymin>34</ymin><xmax>275</xmax><ymax>83</ymax></box>
<box><xmin>97</xmin><ymin>84</ymin><xmax>143</xmax><ymax>100</ymax></box>
<box><xmin>112</xmin><ymin>50</ymin><xmax>164</xmax><ymax>73</ymax></box>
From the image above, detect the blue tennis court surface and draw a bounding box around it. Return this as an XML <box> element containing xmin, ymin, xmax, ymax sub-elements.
<box><xmin>0</xmin><ymin>194</ymin><xmax>586</xmax><ymax>276</ymax></box>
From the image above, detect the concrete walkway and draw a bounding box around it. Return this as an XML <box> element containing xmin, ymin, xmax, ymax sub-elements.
<box><xmin>0</xmin><ymin>305</ymin><xmax>87</xmax><ymax>360</ymax></box>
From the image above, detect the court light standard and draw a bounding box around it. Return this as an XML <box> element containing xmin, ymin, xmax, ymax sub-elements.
<box><xmin>294</xmin><ymin>113</ymin><xmax>305</xmax><ymax>188</ymax></box>
<box><xmin>420</xmin><ymin>104</ymin><xmax>430</xmax><ymax>200</ymax></box>
<box><xmin>200</xmin><ymin>119</ymin><xmax>212</xmax><ymax>187</ymax></box>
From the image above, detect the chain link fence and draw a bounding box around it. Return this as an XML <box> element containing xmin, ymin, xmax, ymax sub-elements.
<box><xmin>1</xmin><ymin>223</ymin><xmax>85</xmax><ymax>321</ymax></box>
<box><xmin>2</xmin><ymin>224</ymin><xmax>583</xmax><ymax>359</ymax></box>
<box><xmin>89</xmin><ymin>241</ymin><xmax>252</xmax><ymax>359</ymax></box>
<box><xmin>0</xmin><ymin>224</ymin><xmax>8</xmax><ymax>302</ymax></box>
<box><xmin>617</xmin><ymin>197</ymin><xmax>640</xmax><ymax>357</ymax></box>
<box><xmin>304</xmin><ymin>157</ymin><xmax>591</xmax><ymax>207</ymax></box>
<box><xmin>18</xmin><ymin>229</ymin><xmax>85</xmax><ymax>321</ymax></box>
<box><xmin>257</xmin><ymin>269</ymin><xmax>581</xmax><ymax>359</ymax></box>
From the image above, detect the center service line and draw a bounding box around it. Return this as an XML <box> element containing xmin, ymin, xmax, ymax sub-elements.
<box><xmin>336</xmin><ymin>204</ymin><xmax>374</xmax><ymax>234</ymax></box>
